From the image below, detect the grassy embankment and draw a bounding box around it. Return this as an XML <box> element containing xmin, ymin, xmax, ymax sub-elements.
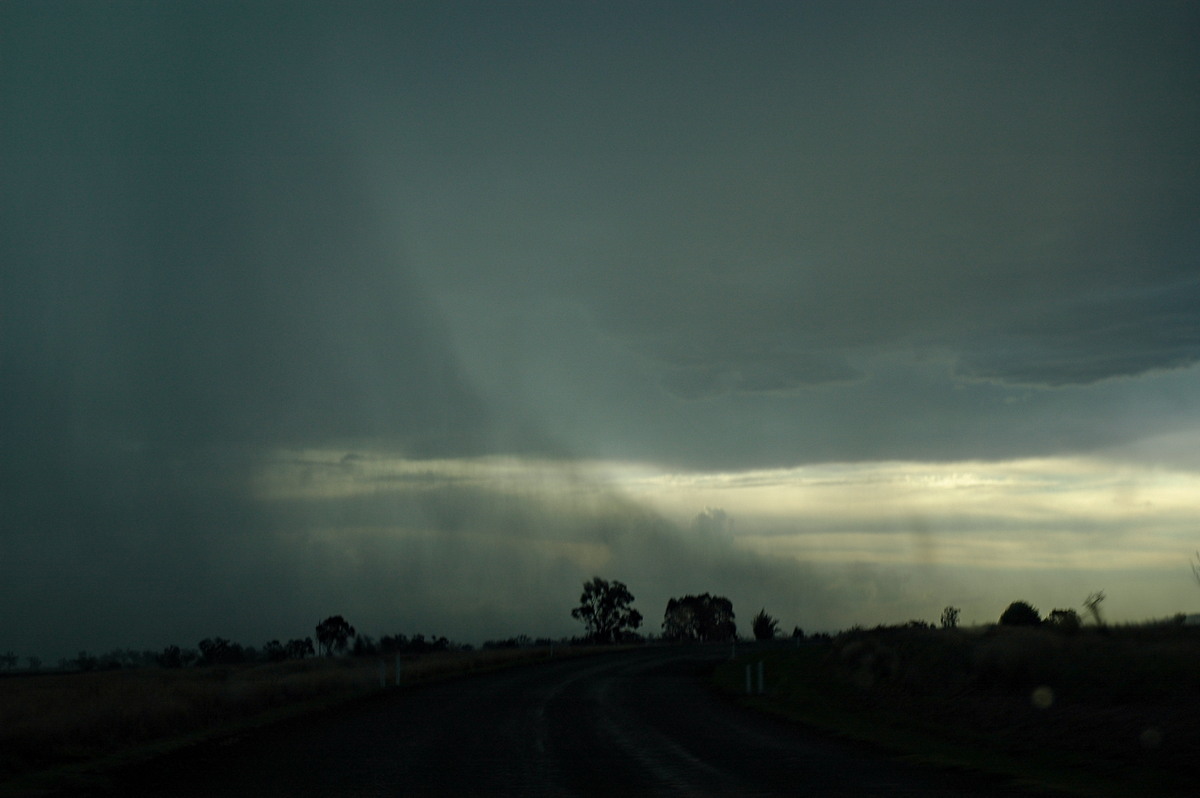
<box><xmin>715</xmin><ymin>624</ymin><xmax>1200</xmax><ymax>797</ymax></box>
<box><xmin>0</xmin><ymin>645</ymin><xmax>605</xmax><ymax>795</ymax></box>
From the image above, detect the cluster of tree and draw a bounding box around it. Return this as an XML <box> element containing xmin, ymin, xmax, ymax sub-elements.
<box><xmin>57</xmin><ymin>615</ymin><xmax>472</xmax><ymax>673</ymax></box>
<box><xmin>172</xmin><ymin>616</ymin><xmax>358</xmax><ymax>666</ymax></box>
<box><xmin>198</xmin><ymin>637</ymin><xmax>250</xmax><ymax>665</ymax></box>
<box><xmin>569</xmin><ymin>580</ymin><xmax>813</xmax><ymax>645</ymax></box>
<box><xmin>261</xmin><ymin>638</ymin><xmax>316</xmax><ymax>662</ymax></box>
<box><xmin>350</xmin><ymin>633</ymin><xmax>456</xmax><ymax>657</ymax></box>
<box><xmin>998</xmin><ymin>593</ymin><xmax>1105</xmax><ymax>632</ymax></box>
<box><xmin>482</xmin><ymin>635</ymin><xmax>559</xmax><ymax>650</ymax></box>
<box><xmin>662</xmin><ymin>593</ymin><xmax>736</xmax><ymax>641</ymax></box>
<box><xmin>68</xmin><ymin>649</ymin><xmax>163</xmax><ymax>672</ymax></box>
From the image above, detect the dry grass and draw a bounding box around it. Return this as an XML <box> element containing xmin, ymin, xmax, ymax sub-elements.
<box><xmin>718</xmin><ymin>624</ymin><xmax>1200</xmax><ymax>797</ymax></box>
<box><xmin>0</xmin><ymin>646</ymin><xmax>592</xmax><ymax>787</ymax></box>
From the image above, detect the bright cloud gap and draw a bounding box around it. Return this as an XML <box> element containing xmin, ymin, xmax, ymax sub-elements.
<box><xmin>255</xmin><ymin>449</ymin><xmax>1200</xmax><ymax>576</ymax></box>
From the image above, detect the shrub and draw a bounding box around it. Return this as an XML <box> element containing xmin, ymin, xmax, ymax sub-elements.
<box><xmin>751</xmin><ymin>609</ymin><xmax>780</xmax><ymax>640</ymax></box>
<box><xmin>999</xmin><ymin>601</ymin><xmax>1041</xmax><ymax>626</ymax></box>
<box><xmin>1046</xmin><ymin>608</ymin><xmax>1081</xmax><ymax>633</ymax></box>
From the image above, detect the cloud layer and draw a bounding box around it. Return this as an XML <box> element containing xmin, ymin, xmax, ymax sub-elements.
<box><xmin>3</xmin><ymin>2</ymin><xmax>1199</xmax><ymax>659</ymax></box>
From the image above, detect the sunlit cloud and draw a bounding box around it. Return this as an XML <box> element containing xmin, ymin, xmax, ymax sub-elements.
<box><xmin>253</xmin><ymin>449</ymin><xmax>1200</xmax><ymax>578</ymax></box>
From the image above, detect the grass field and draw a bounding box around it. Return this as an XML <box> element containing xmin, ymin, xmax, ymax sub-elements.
<box><xmin>715</xmin><ymin>624</ymin><xmax>1200</xmax><ymax>797</ymax></box>
<box><xmin>0</xmin><ymin>645</ymin><xmax>601</xmax><ymax>795</ymax></box>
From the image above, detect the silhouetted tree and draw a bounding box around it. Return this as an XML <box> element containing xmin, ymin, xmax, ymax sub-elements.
<box><xmin>316</xmin><ymin>616</ymin><xmax>357</xmax><ymax>656</ymax></box>
<box><xmin>571</xmin><ymin>577</ymin><xmax>643</xmax><ymax>644</ymax></box>
<box><xmin>662</xmin><ymin>594</ymin><xmax>737</xmax><ymax>641</ymax></box>
<box><xmin>285</xmin><ymin>637</ymin><xmax>315</xmax><ymax>659</ymax></box>
<box><xmin>751</xmin><ymin>609</ymin><xmax>779</xmax><ymax>640</ymax></box>
<box><xmin>262</xmin><ymin>640</ymin><xmax>288</xmax><ymax>662</ymax></box>
<box><xmin>999</xmin><ymin>601</ymin><xmax>1041</xmax><ymax>626</ymax></box>
<box><xmin>26</xmin><ymin>656</ymin><xmax>41</xmax><ymax>671</ymax></box>
<box><xmin>791</xmin><ymin>626</ymin><xmax>804</xmax><ymax>639</ymax></box>
<box><xmin>940</xmin><ymin>606</ymin><xmax>960</xmax><ymax>629</ymax></box>
<box><xmin>377</xmin><ymin>633</ymin><xmax>453</xmax><ymax>654</ymax></box>
<box><xmin>1</xmin><ymin>651</ymin><xmax>17</xmax><ymax>670</ymax></box>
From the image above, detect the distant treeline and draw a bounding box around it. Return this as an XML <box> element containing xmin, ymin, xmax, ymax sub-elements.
<box><xmin>12</xmin><ymin>615</ymin><xmax>483</xmax><ymax>672</ymax></box>
<box><xmin>11</xmin><ymin>631</ymin><xmax>584</xmax><ymax>674</ymax></box>
<box><xmin>480</xmin><ymin>635</ymin><xmax>562</xmax><ymax>649</ymax></box>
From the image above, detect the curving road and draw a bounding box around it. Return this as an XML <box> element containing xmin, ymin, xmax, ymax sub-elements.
<box><xmin>79</xmin><ymin>646</ymin><xmax>1033</xmax><ymax>797</ymax></box>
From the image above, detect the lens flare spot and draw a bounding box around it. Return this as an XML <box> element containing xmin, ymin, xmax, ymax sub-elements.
<box><xmin>1030</xmin><ymin>685</ymin><xmax>1054</xmax><ymax>709</ymax></box>
<box><xmin>1139</xmin><ymin>727</ymin><xmax>1163</xmax><ymax>749</ymax></box>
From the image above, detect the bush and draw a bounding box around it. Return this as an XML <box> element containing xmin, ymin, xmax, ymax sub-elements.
<box><xmin>999</xmin><ymin>601</ymin><xmax>1041</xmax><ymax>626</ymax></box>
<box><xmin>751</xmin><ymin>609</ymin><xmax>780</xmax><ymax>640</ymax></box>
<box><xmin>1046</xmin><ymin>608</ymin><xmax>1081</xmax><ymax>634</ymax></box>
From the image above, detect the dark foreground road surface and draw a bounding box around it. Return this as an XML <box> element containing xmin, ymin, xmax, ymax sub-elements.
<box><xmin>69</xmin><ymin>646</ymin><xmax>1040</xmax><ymax>797</ymax></box>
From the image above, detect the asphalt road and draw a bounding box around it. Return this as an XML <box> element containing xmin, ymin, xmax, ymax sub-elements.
<box><xmin>77</xmin><ymin>646</ymin><xmax>1035</xmax><ymax>797</ymax></box>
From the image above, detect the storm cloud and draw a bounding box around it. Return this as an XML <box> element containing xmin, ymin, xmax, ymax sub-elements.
<box><xmin>3</xmin><ymin>2</ymin><xmax>1199</xmax><ymax>660</ymax></box>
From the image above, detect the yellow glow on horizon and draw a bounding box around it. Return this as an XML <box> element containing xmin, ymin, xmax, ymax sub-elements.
<box><xmin>252</xmin><ymin>448</ymin><xmax>1200</xmax><ymax>573</ymax></box>
<box><xmin>733</xmin><ymin>529</ymin><xmax>1189</xmax><ymax>570</ymax></box>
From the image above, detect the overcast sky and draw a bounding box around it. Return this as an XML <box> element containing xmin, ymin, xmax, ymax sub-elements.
<box><xmin>3</xmin><ymin>1</ymin><xmax>1200</xmax><ymax>661</ymax></box>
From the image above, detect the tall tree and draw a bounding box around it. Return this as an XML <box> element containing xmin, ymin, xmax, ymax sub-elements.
<box><xmin>571</xmin><ymin>577</ymin><xmax>643</xmax><ymax>644</ymax></box>
<box><xmin>316</xmin><ymin>616</ymin><xmax>357</xmax><ymax>657</ymax></box>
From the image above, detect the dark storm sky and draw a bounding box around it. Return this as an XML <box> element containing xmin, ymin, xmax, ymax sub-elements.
<box><xmin>3</xmin><ymin>2</ymin><xmax>1199</xmax><ymax>659</ymax></box>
